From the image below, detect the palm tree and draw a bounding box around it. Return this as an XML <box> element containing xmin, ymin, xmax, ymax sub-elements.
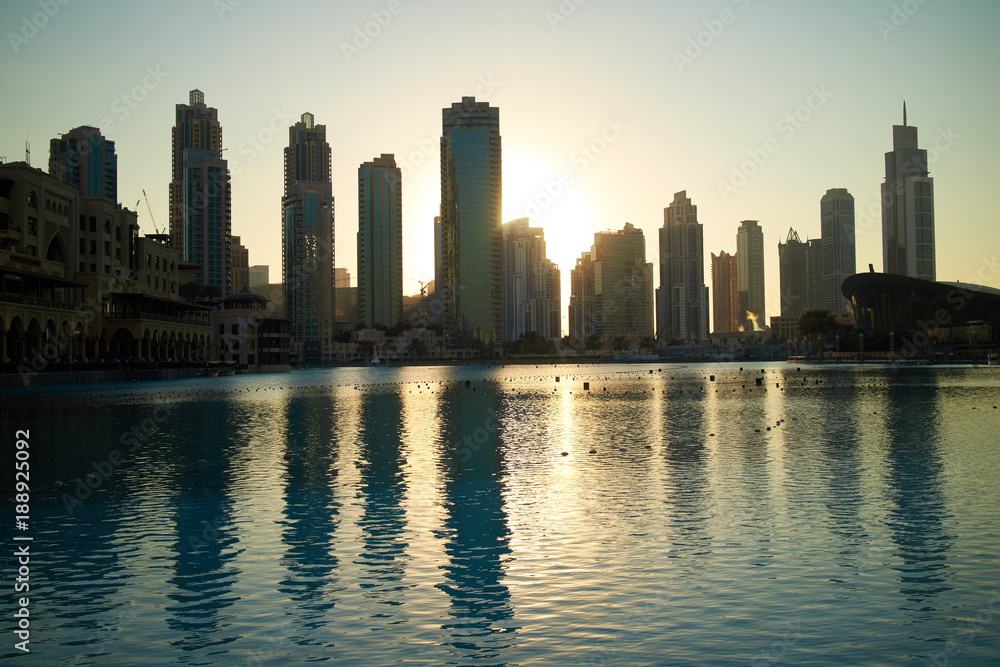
<box><xmin>798</xmin><ymin>310</ymin><xmax>837</xmax><ymax>356</ymax></box>
<box><xmin>407</xmin><ymin>337</ymin><xmax>428</xmax><ymax>359</ymax></box>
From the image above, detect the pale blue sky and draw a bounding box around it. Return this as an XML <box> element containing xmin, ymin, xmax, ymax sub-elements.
<box><xmin>3</xmin><ymin>0</ymin><xmax>998</xmax><ymax>332</ymax></box>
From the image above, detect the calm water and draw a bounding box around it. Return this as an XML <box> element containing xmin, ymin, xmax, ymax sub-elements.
<box><xmin>2</xmin><ymin>363</ymin><xmax>999</xmax><ymax>665</ymax></box>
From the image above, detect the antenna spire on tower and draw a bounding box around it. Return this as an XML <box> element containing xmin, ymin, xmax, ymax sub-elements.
<box><xmin>903</xmin><ymin>101</ymin><xmax>907</xmax><ymax>126</ymax></box>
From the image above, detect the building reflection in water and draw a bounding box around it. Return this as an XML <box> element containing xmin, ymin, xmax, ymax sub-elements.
<box><xmin>815</xmin><ymin>379</ymin><xmax>869</xmax><ymax>585</ymax></box>
<box><xmin>163</xmin><ymin>398</ymin><xmax>242</xmax><ymax>649</ymax></box>
<box><xmin>660</xmin><ymin>381</ymin><xmax>713</xmax><ymax>569</ymax></box>
<box><xmin>431</xmin><ymin>383</ymin><xmax>518</xmax><ymax>664</ymax></box>
<box><xmin>881</xmin><ymin>371</ymin><xmax>953</xmax><ymax>608</ymax></box>
<box><xmin>355</xmin><ymin>388</ymin><xmax>413</xmax><ymax>618</ymax></box>
<box><xmin>277</xmin><ymin>392</ymin><xmax>344</xmax><ymax>642</ymax></box>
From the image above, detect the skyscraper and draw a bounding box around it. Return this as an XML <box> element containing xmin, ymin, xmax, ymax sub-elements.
<box><xmin>881</xmin><ymin>103</ymin><xmax>935</xmax><ymax>281</ymax></box>
<box><xmin>169</xmin><ymin>90</ymin><xmax>230</xmax><ymax>295</ymax></box>
<box><xmin>569</xmin><ymin>223</ymin><xmax>651</xmax><ymax>346</ymax></box>
<box><xmin>657</xmin><ymin>190</ymin><xmax>708</xmax><ymax>342</ymax></box>
<box><xmin>736</xmin><ymin>220</ymin><xmax>765</xmax><ymax>330</ymax></box>
<box><xmin>181</xmin><ymin>147</ymin><xmax>231</xmax><ymax>294</ymax></box>
<box><xmin>778</xmin><ymin>228</ymin><xmax>815</xmax><ymax>317</ymax></box>
<box><xmin>231</xmin><ymin>236</ymin><xmax>249</xmax><ymax>293</ymax></box>
<box><xmin>711</xmin><ymin>250</ymin><xmax>740</xmax><ymax>333</ymax></box>
<box><xmin>502</xmin><ymin>218</ymin><xmax>561</xmax><ymax>342</ymax></box>
<box><xmin>439</xmin><ymin>97</ymin><xmax>502</xmax><ymax>348</ymax></box>
<box><xmin>569</xmin><ymin>251</ymin><xmax>594</xmax><ymax>345</ymax></box>
<box><xmin>357</xmin><ymin>154</ymin><xmax>403</xmax><ymax>329</ymax></box>
<box><xmin>282</xmin><ymin>112</ymin><xmax>334</xmax><ymax>364</ymax></box>
<box><xmin>49</xmin><ymin>126</ymin><xmax>117</xmax><ymax>202</ymax></box>
<box><xmin>821</xmin><ymin>188</ymin><xmax>856</xmax><ymax>313</ymax></box>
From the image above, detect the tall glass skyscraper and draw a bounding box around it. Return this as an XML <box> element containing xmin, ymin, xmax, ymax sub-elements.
<box><xmin>283</xmin><ymin>112</ymin><xmax>333</xmax><ymax>364</ymax></box>
<box><xmin>358</xmin><ymin>154</ymin><xmax>402</xmax><ymax>329</ymax></box>
<box><xmin>438</xmin><ymin>97</ymin><xmax>502</xmax><ymax>348</ymax></box>
<box><xmin>881</xmin><ymin>104</ymin><xmax>935</xmax><ymax>281</ymax></box>
<box><xmin>169</xmin><ymin>90</ymin><xmax>230</xmax><ymax>295</ymax></box>
<box><xmin>736</xmin><ymin>220</ymin><xmax>765</xmax><ymax>330</ymax></box>
<box><xmin>821</xmin><ymin>188</ymin><xmax>856</xmax><ymax>313</ymax></box>
<box><xmin>49</xmin><ymin>126</ymin><xmax>117</xmax><ymax>202</ymax></box>
<box><xmin>182</xmin><ymin>147</ymin><xmax>231</xmax><ymax>294</ymax></box>
<box><xmin>657</xmin><ymin>190</ymin><xmax>708</xmax><ymax>342</ymax></box>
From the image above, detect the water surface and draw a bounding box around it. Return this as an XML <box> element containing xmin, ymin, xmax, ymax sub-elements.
<box><xmin>2</xmin><ymin>363</ymin><xmax>999</xmax><ymax>665</ymax></box>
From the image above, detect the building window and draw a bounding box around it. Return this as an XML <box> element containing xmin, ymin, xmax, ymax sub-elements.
<box><xmin>232</xmin><ymin>341</ymin><xmax>240</xmax><ymax>351</ymax></box>
<box><xmin>247</xmin><ymin>339</ymin><xmax>254</xmax><ymax>350</ymax></box>
<box><xmin>231</xmin><ymin>323</ymin><xmax>239</xmax><ymax>335</ymax></box>
<box><xmin>27</xmin><ymin>218</ymin><xmax>36</xmax><ymax>235</ymax></box>
<box><xmin>247</xmin><ymin>354</ymin><xmax>255</xmax><ymax>365</ymax></box>
<box><xmin>90</xmin><ymin>240</ymin><xmax>97</xmax><ymax>255</ymax></box>
<box><xmin>218</xmin><ymin>324</ymin><xmax>225</xmax><ymax>336</ymax></box>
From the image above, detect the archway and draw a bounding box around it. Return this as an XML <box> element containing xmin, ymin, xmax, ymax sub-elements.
<box><xmin>111</xmin><ymin>328</ymin><xmax>134</xmax><ymax>361</ymax></box>
<box><xmin>26</xmin><ymin>318</ymin><xmax>41</xmax><ymax>363</ymax></box>
<box><xmin>45</xmin><ymin>235</ymin><xmax>68</xmax><ymax>265</ymax></box>
<box><xmin>0</xmin><ymin>315</ymin><xmax>8</xmax><ymax>364</ymax></box>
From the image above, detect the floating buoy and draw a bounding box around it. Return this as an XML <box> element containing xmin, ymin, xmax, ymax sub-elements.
<box><xmin>561</xmin><ymin>451</ymin><xmax>568</xmax><ymax>456</ymax></box>
<box><xmin>85</xmin><ymin>473</ymin><xmax>95</xmax><ymax>480</ymax></box>
<box><xmin>198</xmin><ymin>459</ymin><xmax>207</xmax><ymax>465</ymax></box>
<box><xmin>54</xmin><ymin>480</ymin><xmax>63</xmax><ymax>487</ymax></box>
<box><xmin>589</xmin><ymin>449</ymin><xmax>597</xmax><ymax>454</ymax></box>
<box><xmin>283</xmin><ymin>453</ymin><xmax>293</xmax><ymax>460</ymax></box>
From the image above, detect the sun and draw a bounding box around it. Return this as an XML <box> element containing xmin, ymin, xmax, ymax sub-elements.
<box><xmin>503</xmin><ymin>152</ymin><xmax>597</xmax><ymax>337</ymax></box>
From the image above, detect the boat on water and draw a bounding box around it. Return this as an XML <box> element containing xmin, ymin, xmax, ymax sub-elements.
<box><xmin>197</xmin><ymin>367</ymin><xmax>219</xmax><ymax>378</ymax></box>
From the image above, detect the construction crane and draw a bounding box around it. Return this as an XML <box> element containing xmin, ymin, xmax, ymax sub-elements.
<box><xmin>142</xmin><ymin>189</ymin><xmax>164</xmax><ymax>236</ymax></box>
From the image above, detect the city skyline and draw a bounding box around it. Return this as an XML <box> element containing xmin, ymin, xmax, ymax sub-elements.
<box><xmin>2</xmin><ymin>2</ymin><xmax>999</xmax><ymax>335</ymax></box>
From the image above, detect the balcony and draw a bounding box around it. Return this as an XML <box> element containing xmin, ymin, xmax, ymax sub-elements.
<box><xmin>0</xmin><ymin>292</ymin><xmax>80</xmax><ymax>311</ymax></box>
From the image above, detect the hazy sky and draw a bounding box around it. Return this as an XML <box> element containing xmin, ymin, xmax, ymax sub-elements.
<box><xmin>3</xmin><ymin>0</ymin><xmax>998</xmax><ymax>334</ymax></box>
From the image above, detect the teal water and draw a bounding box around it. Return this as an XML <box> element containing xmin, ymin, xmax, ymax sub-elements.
<box><xmin>2</xmin><ymin>363</ymin><xmax>999</xmax><ymax>665</ymax></box>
